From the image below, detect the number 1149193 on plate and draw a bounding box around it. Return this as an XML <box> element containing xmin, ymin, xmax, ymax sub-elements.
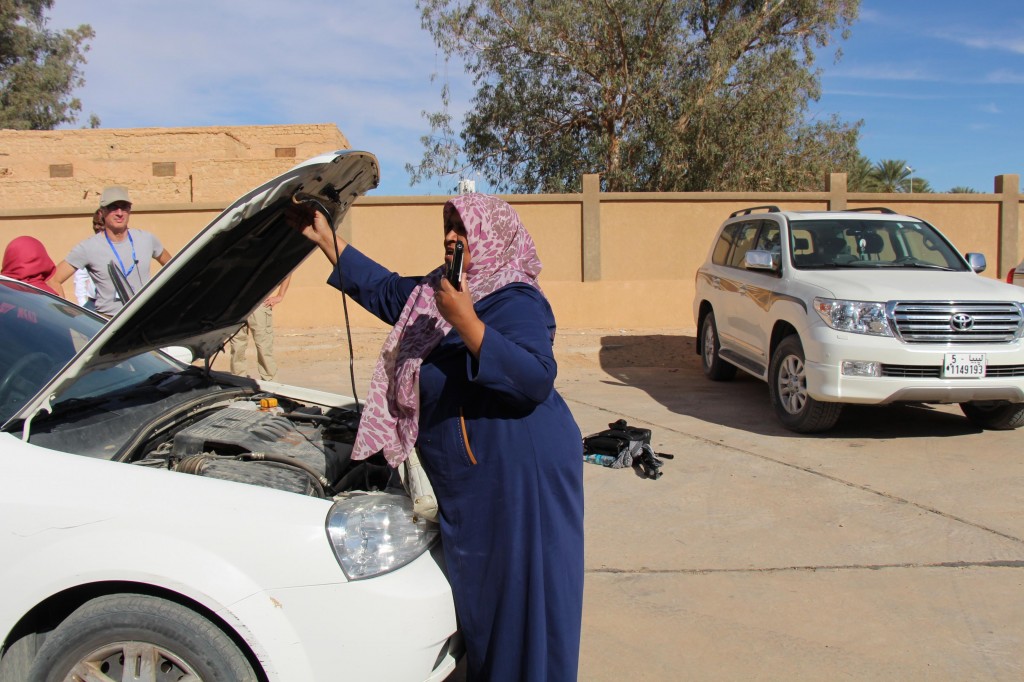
<box><xmin>943</xmin><ymin>353</ymin><xmax>986</xmax><ymax>378</ymax></box>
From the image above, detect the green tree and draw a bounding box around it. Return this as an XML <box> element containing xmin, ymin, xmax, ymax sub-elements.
<box><xmin>908</xmin><ymin>176</ymin><xmax>932</xmax><ymax>193</ymax></box>
<box><xmin>948</xmin><ymin>186</ymin><xmax>979</xmax><ymax>194</ymax></box>
<box><xmin>867</xmin><ymin>159</ymin><xmax>930</xmax><ymax>193</ymax></box>
<box><xmin>410</xmin><ymin>0</ymin><xmax>861</xmax><ymax>193</ymax></box>
<box><xmin>868</xmin><ymin>159</ymin><xmax>907</xmax><ymax>193</ymax></box>
<box><xmin>847</xmin><ymin>152</ymin><xmax>876</xmax><ymax>192</ymax></box>
<box><xmin>0</xmin><ymin>0</ymin><xmax>95</xmax><ymax>130</ymax></box>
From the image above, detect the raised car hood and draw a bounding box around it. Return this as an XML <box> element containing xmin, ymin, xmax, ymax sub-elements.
<box><xmin>14</xmin><ymin>151</ymin><xmax>378</xmax><ymax>422</ymax></box>
<box><xmin>99</xmin><ymin>150</ymin><xmax>377</xmax><ymax>359</ymax></box>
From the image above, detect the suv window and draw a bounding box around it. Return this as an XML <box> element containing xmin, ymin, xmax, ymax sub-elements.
<box><xmin>789</xmin><ymin>219</ymin><xmax>968</xmax><ymax>271</ymax></box>
<box><xmin>754</xmin><ymin>222</ymin><xmax>781</xmax><ymax>254</ymax></box>
<box><xmin>711</xmin><ymin>220</ymin><xmax>782</xmax><ymax>269</ymax></box>
<box><xmin>711</xmin><ymin>224</ymin><xmax>738</xmax><ymax>265</ymax></box>
<box><xmin>726</xmin><ymin>222</ymin><xmax>760</xmax><ymax>268</ymax></box>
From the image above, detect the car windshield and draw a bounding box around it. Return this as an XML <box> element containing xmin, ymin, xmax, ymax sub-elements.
<box><xmin>789</xmin><ymin>218</ymin><xmax>969</xmax><ymax>271</ymax></box>
<box><xmin>0</xmin><ymin>280</ymin><xmax>180</xmax><ymax>425</ymax></box>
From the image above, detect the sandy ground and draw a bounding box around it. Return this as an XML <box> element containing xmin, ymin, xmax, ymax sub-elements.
<box><xmin>218</xmin><ymin>325</ymin><xmax>697</xmax><ymax>392</ymax></box>
<box><xmin>226</xmin><ymin>325</ymin><xmax>1024</xmax><ymax>681</ymax></box>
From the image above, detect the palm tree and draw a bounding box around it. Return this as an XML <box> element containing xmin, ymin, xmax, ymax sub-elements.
<box><xmin>908</xmin><ymin>177</ymin><xmax>932</xmax><ymax>193</ymax></box>
<box><xmin>949</xmin><ymin>186</ymin><xmax>980</xmax><ymax>194</ymax></box>
<box><xmin>847</xmin><ymin>153</ymin><xmax>876</xmax><ymax>192</ymax></box>
<box><xmin>870</xmin><ymin>159</ymin><xmax>911</xmax><ymax>192</ymax></box>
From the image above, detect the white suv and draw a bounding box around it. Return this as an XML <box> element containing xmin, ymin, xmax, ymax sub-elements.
<box><xmin>693</xmin><ymin>206</ymin><xmax>1024</xmax><ymax>432</ymax></box>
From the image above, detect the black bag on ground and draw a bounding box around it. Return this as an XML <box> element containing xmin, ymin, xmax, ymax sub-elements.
<box><xmin>582</xmin><ymin>419</ymin><xmax>671</xmax><ymax>479</ymax></box>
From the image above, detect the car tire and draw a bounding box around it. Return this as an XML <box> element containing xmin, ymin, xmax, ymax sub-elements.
<box><xmin>26</xmin><ymin>593</ymin><xmax>258</xmax><ymax>682</ymax></box>
<box><xmin>700</xmin><ymin>312</ymin><xmax>737</xmax><ymax>381</ymax></box>
<box><xmin>959</xmin><ymin>401</ymin><xmax>1024</xmax><ymax>430</ymax></box>
<box><xmin>0</xmin><ymin>630</ymin><xmax>36</xmax><ymax>681</ymax></box>
<box><xmin>768</xmin><ymin>335</ymin><xmax>842</xmax><ymax>433</ymax></box>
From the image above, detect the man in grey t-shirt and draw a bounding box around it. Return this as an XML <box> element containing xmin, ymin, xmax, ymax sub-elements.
<box><xmin>53</xmin><ymin>186</ymin><xmax>172</xmax><ymax>316</ymax></box>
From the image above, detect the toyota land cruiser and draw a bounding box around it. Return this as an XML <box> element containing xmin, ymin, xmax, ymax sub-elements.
<box><xmin>693</xmin><ymin>206</ymin><xmax>1024</xmax><ymax>433</ymax></box>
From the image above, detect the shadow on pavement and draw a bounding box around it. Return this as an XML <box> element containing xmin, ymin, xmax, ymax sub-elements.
<box><xmin>596</xmin><ymin>333</ymin><xmax>983</xmax><ymax>439</ymax></box>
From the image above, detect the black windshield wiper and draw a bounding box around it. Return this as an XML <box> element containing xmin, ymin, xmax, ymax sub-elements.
<box><xmin>896</xmin><ymin>260</ymin><xmax>956</xmax><ymax>271</ymax></box>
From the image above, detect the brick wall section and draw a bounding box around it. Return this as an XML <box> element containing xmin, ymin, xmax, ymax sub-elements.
<box><xmin>0</xmin><ymin>124</ymin><xmax>349</xmax><ymax>210</ymax></box>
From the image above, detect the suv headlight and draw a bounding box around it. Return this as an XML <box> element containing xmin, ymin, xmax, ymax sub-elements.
<box><xmin>326</xmin><ymin>493</ymin><xmax>439</xmax><ymax>580</ymax></box>
<box><xmin>814</xmin><ymin>298</ymin><xmax>893</xmax><ymax>336</ymax></box>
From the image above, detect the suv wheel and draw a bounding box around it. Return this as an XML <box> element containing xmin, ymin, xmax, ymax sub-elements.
<box><xmin>700</xmin><ymin>312</ymin><xmax>737</xmax><ymax>381</ymax></box>
<box><xmin>959</xmin><ymin>401</ymin><xmax>1024</xmax><ymax>430</ymax></box>
<box><xmin>768</xmin><ymin>335</ymin><xmax>842</xmax><ymax>433</ymax></box>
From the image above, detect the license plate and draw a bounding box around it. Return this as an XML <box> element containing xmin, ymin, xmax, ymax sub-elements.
<box><xmin>943</xmin><ymin>353</ymin><xmax>986</xmax><ymax>378</ymax></box>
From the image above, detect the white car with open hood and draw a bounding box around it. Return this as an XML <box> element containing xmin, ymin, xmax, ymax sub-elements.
<box><xmin>0</xmin><ymin>152</ymin><xmax>461</xmax><ymax>681</ymax></box>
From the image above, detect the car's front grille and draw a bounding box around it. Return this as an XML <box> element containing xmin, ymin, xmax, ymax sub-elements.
<box><xmin>985</xmin><ymin>365</ymin><xmax>1024</xmax><ymax>378</ymax></box>
<box><xmin>891</xmin><ymin>301</ymin><xmax>1023</xmax><ymax>343</ymax></box>
<box><xmin>881</xmin><ymin>364</ymin><xmax>1024</xmax><ymax>378</ymax></box>
<box><xmin>882</xmin><ymin>365</ymin><xmax>941</xmax><ymax>378</ymax></box>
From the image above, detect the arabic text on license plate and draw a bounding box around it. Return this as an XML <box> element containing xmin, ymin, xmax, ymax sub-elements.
<box><xmin>943</xmin><ymin>353</ymin><xmax>985</xmax><ymax>378</ymax></box>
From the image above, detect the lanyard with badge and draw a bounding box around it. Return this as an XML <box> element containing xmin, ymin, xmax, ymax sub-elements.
<box><xmin>106</xmin><ymin>229</ymin><xmax>138</xmax><ymax>278</ymax></box>
<box><xmin>106</xmin><ymin>229</ymin><xmax>137</xmax><ymax>299</ymax></box>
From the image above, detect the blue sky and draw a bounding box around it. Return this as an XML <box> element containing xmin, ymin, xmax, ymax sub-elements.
<box><xmin>814</xmin><ymin>1</ymin><xmax>1023</xmax><ymax>193</ymax></box>
<box><xmin>48</xmin><ymin>1</ymin><xmax>1023</xmax><ymax>196</ymax></box>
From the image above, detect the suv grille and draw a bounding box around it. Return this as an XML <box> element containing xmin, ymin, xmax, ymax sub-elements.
<box><xmin>882</xmin><ymin>364</ymin><xmax>1024</xmax><ymax>378</ymax></box>
<box><xmin>891</xmin><ymin>302</ymin><xmax>1023</xmax><ymax>343</ymax></box>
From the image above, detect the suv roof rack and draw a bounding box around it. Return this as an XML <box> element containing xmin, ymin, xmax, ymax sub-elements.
<box><xmin>729</xmin><ymin>205</ymin><xmax>781</xmax><ymax>218</ymax></box>
<box><xmin>847</xmin><ymin>207</ymin><xmax>897</xmax><ymax>214</ymax></box>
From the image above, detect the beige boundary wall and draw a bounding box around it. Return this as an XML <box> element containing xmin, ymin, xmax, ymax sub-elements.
<box><xmin>0</xmin><ymin>126</ymin><xmax>1020</xmax><ymax>330</ymax></box>
<box><xmin>0</xmin><ymin>124</ymin><xmax>349</xmax><ymax>209</ymax></box>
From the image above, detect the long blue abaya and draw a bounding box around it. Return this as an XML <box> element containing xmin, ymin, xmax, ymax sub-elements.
<box><xmin>330</xmin><ymin>247</ymin><xmax>584</xmax><ymax>681</ymax></box>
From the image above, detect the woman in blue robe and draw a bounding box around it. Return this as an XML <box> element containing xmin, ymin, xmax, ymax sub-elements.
<box><xmin>297</xmin><ymin>194</ymin><xmax>584</xmax><ymax>681</ymax></box>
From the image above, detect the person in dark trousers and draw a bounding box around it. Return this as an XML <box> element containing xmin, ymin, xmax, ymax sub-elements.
<box><xmin>295</xmin><ymin>194</ymin><xmax>584</xmax><ymax>681</ymax></box>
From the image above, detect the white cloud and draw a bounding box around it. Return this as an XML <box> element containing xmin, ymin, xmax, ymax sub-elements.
<box><xmin>856</xmin><ymin>8</ymin><xmax>883</xmax><ymax>23</ymax></box>
<box><xmin>826</xmin><ymin>65</ymin><xmax>940</xmax><ymax>82</ymax></box>
<box><xmin>822</xmin><ymin>88</ymin><xmax>946</xmax><ymax>100</ymax></box>
<box><xmin>46</xmin><ymin>0</ymin><xmax>475</xmax><ymax>194</ymax></box>
<box><xmin>985</xmin><ymin>69</ymin><xmax>1024</xmax><ymax>85</ymax></box>
<box><xmin>940</xmin><ymin>34</ymin><xmax>1024</xmax><ymax>55</ymax></box>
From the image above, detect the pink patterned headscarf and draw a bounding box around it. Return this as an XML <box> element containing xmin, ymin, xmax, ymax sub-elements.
<box><xmin>352</xmin><ymin>194</ymin><xmax>543</xmax><ymax>466</ymax></box>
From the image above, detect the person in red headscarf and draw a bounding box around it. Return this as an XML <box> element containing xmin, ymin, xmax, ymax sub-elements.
<box><xmin>2</xmin><ymin>236</ymin><xmax>59</xmax><ymax>295</ymax></box>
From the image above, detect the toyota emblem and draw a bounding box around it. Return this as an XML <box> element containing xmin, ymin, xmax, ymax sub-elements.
<box><xmin>950</xmin><ymin>313</ymin><xmax>974</xmax><ymax>331</ymax></box>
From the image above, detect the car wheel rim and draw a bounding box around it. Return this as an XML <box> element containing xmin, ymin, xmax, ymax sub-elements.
<box><xmin>703</xmin><ymin>324</ymin><xmax>715</xmax><ymax>368</ymax></box>
<box><xmin>66</xmin><ymin>641</ymin><xmax>200</xmax><ymax>682</ymax></box>
<box><xmin>777</xmin><ymin>354</ymin><xmax>807</xmax><ymax>415</ymax></box>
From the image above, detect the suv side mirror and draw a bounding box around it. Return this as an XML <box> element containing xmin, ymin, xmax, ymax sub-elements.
<box><xmin>965</xmin><ymin>253</ymin><xmax>986</xmax><ymax>274</ymax></box>
<box><xmin>745</xmin><ymin>249</ymin><xmax>779</xmax><ymax>272</ymax></box>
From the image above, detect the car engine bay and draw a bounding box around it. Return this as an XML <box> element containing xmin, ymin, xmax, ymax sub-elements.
<box><xmin>19</xmin><ymin>376</ymin><xmax>392</xmax><ymax>499</ymax></box>
<box><xmin>130</xmin><ymin>392</ymin><xmax>391</xmax><ymax>498</ymax></box>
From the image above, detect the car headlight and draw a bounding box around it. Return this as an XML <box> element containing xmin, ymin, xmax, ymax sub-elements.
<box><xmin>813</xmin><ymin>298</ymin><xmax>893</xmax><ymax>336</ymax></box>
<box><xmin>326</xmin><ymin>493</ymin><xmax>439</xmax><ymax>580</ymax></box>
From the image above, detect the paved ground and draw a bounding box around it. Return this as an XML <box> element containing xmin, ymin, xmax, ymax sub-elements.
<box><xmin>249</xmin><ymin>327</ymin><xmax>1024</xmax><ymax>680</ymax></box>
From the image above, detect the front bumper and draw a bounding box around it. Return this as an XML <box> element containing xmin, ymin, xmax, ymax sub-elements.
<box><xmin>229</xmin><ymin>544</ymin><xmax>460</xmax><ymax>682</ymax></box>
<box><xmin>802</xmin><ymin>326</ymin><xmax>1024</xmax><ymax>405</ymax></box>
